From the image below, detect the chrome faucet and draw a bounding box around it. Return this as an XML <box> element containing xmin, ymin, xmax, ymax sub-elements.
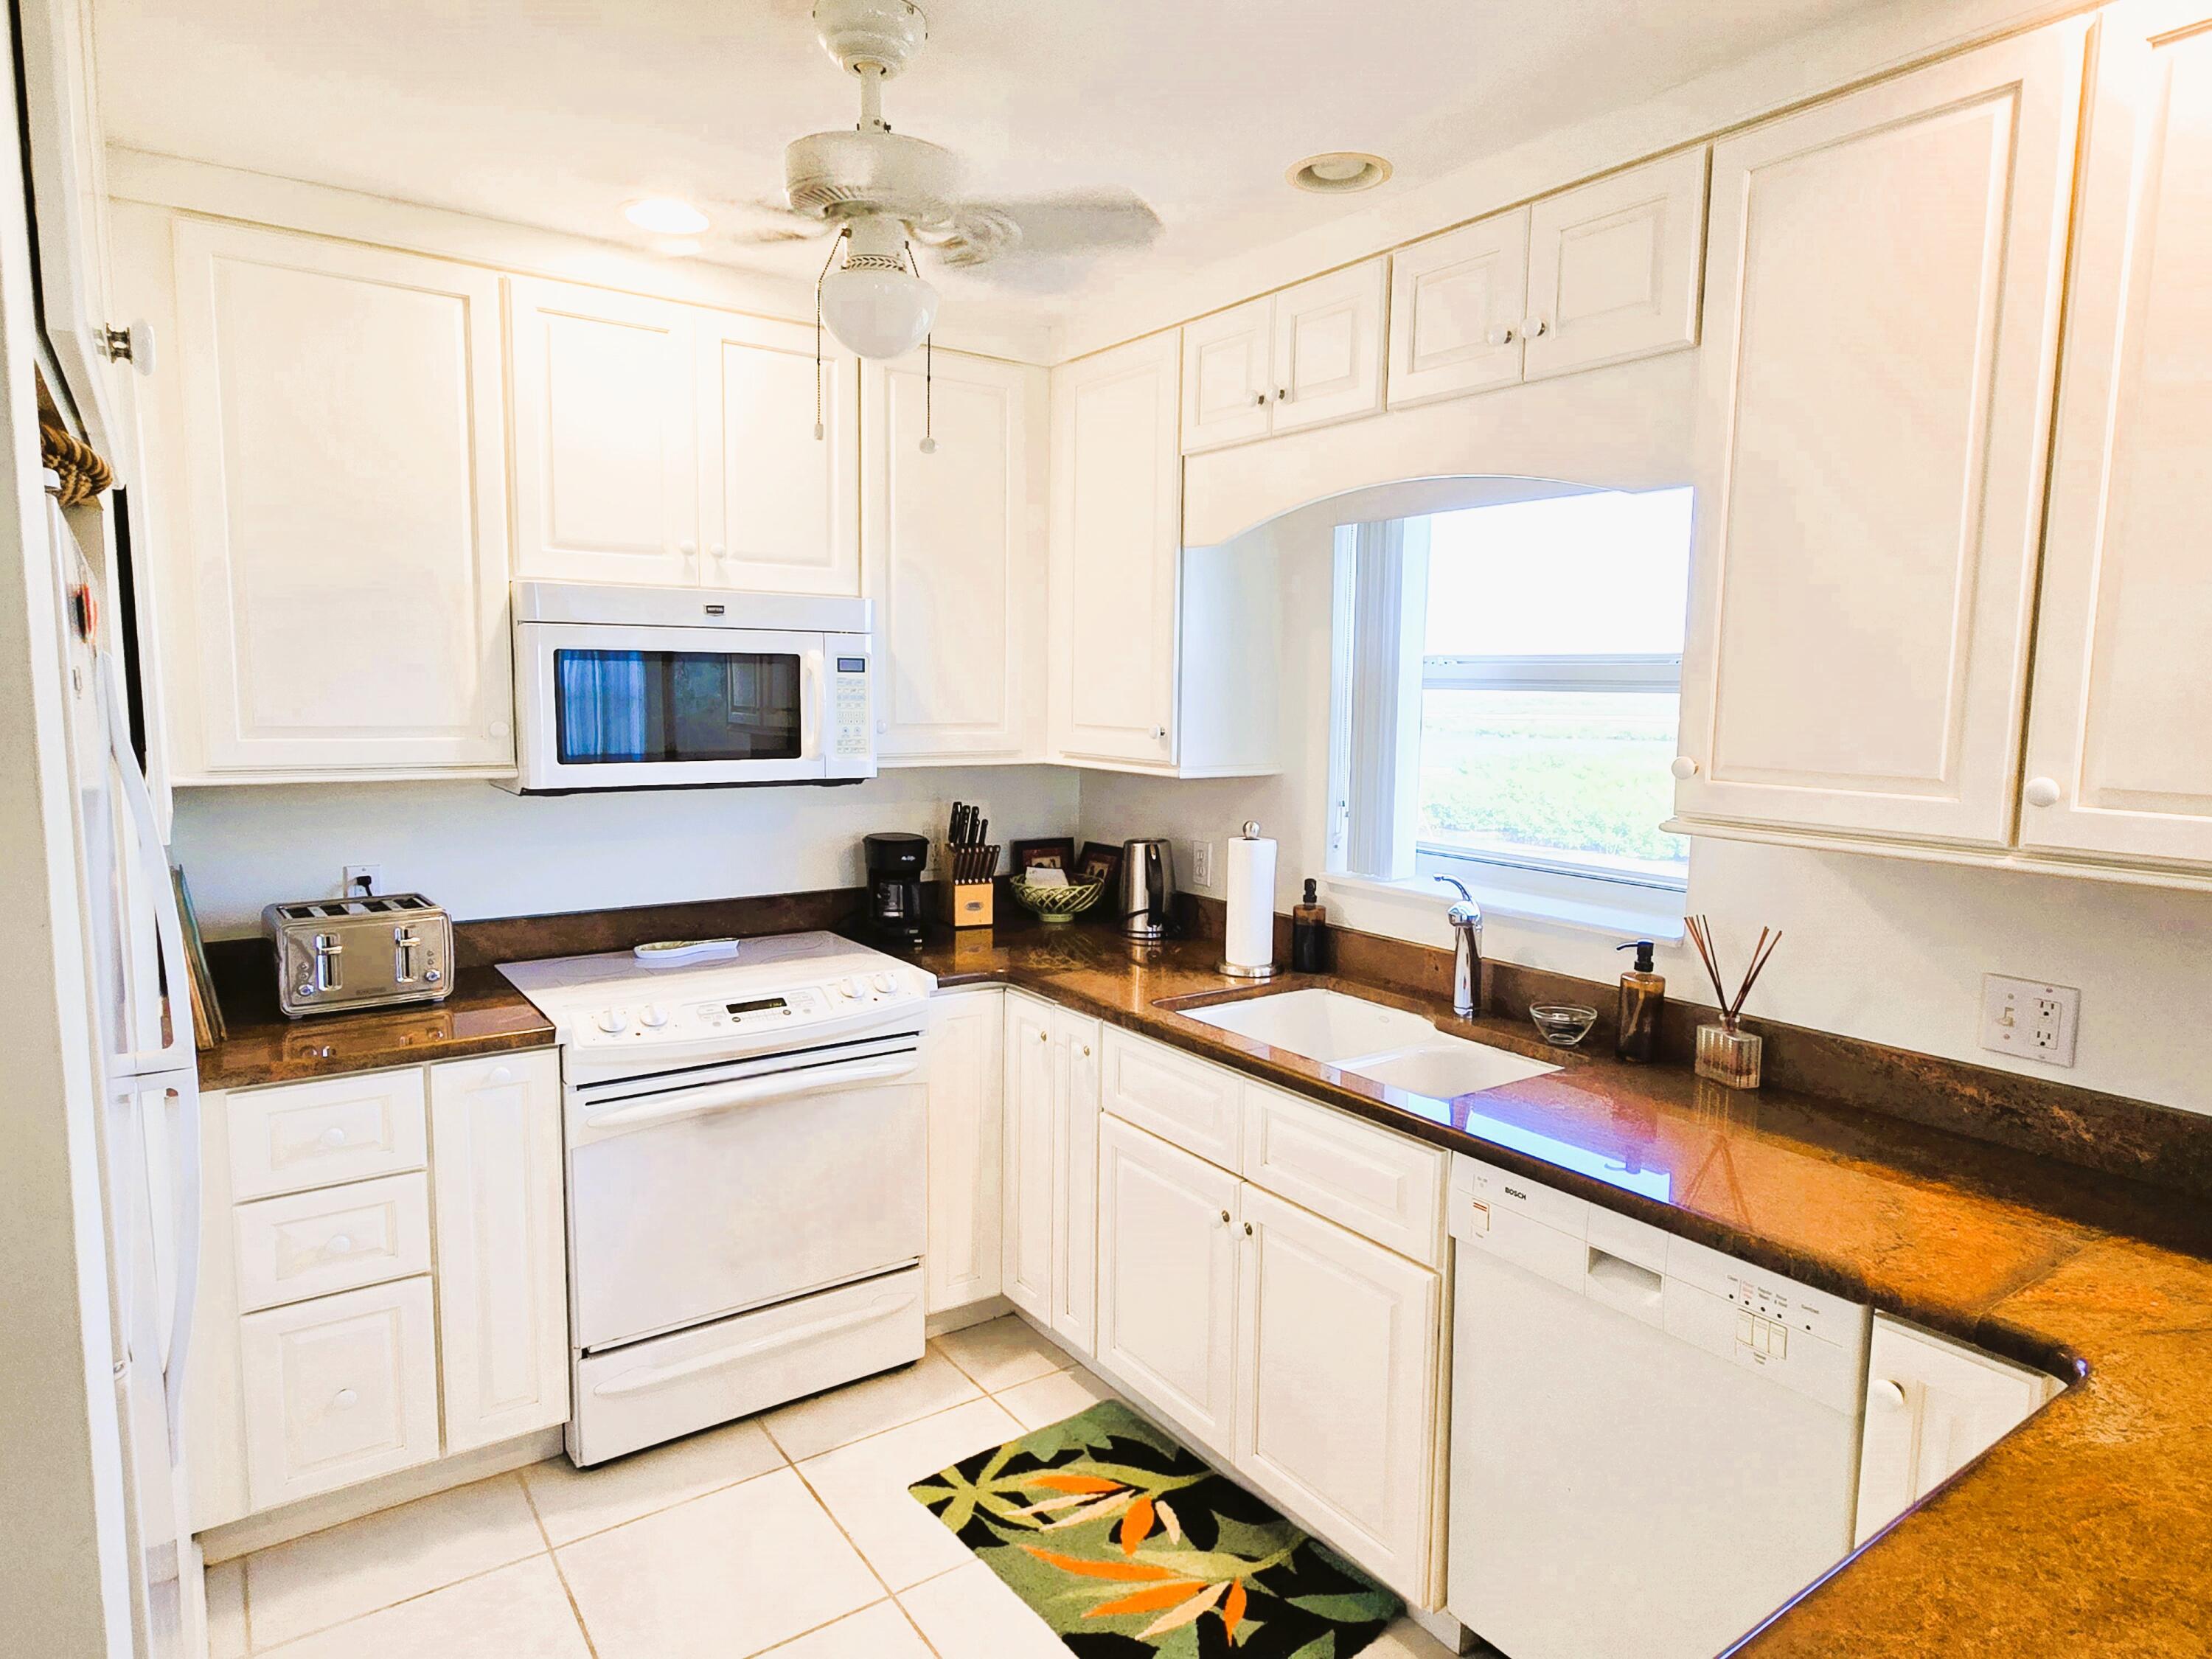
<box><xmin>1436</xmin><ymin>875</ymin><xmax>1484</xmax><ymax>1019</ymax></box>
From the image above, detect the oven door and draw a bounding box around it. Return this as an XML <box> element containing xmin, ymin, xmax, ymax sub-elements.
<box><xmin>566</xmin><ymin>1037</ymin><xmax>927</xmax><ymax>1353</ymax></box>
<box><xmin>515</xmin><ymin>622</ymin><xmax>857</xmax><ymax>790</ymax></box>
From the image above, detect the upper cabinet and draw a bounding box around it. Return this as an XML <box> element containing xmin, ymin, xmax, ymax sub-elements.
<box><xmin>1674</xmin><ymin>24</ymin><xmax>2087</xmax><ymax>848</ymax></box>
<box><xmin>1181</xmin><ymin>260</ymin><xmax>1387</xmax><ymax>453</ymax></box>
<box><xmin>2019</xmin><ymin>2</ymin><xmax>2212</xmax><ymax>874</ymax></box>
<box><xmin>1386</xmin><ymin>151</ymin><xmax>1705</xmax><ymax>411</ymax></box>
<box><xmin>155</xmin><ymin>220</ymin><xmax>517</xmax><ymax>779</ymax></box>
<box><xmin>508</xmin><ymin>278</ymin><xmax>859</xmax><ymax>595</ymax></box>
<box><xmin>863</xmin><ymin>348</ymin><xmax>1048</xmax><ymax>762</ymax></box>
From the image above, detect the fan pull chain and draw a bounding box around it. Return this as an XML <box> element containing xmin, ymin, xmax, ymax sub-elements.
<box><xmin>812</xmin><ymin>229</ymin><xmax>846</xmax><ymax>442</ymax></box>
<box><xmin>906</xmin><ymin>242</ymin><xmax>937</xmax><ymax>454</ymax></box>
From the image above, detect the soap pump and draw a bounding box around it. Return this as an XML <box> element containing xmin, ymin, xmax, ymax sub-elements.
<box><xmin>1615</xmin><ymin>939</ymin><xmax>1665</xmax><ymax>1063</ymax></box>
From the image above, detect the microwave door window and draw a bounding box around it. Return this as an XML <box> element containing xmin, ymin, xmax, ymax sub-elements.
<box><xmin>555</xmin><ymin>650</ymin><xmax>803</xmax><ymax>765</ymax></box>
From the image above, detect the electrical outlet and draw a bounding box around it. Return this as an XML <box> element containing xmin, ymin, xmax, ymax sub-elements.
<box><xmin>342</xmin><ymin>864</ymin><xmax>381</xmax><ymax>898</ymax></box>
<box><xmin>1980</xmin><ymin>975</ymin><xmax>2080</xmax><ymax>1068</ymax></box>
<box><xmin>1189</xmin><ymin>838</ymin><xmax>1218</xmax><ymax>892</ymax></box>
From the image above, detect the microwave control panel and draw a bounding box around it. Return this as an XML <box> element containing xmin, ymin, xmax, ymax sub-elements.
<box><xmin>830</xmin><ymin>648</ymin><xmax>872</xmax><ymax>765</ymax></box>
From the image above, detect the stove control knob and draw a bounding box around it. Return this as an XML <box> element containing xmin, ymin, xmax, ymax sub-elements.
<box><xmin>872</xmin><ymin>973</ymin><xmax>897</xmax><ymax>994</ymax></box>
<box><xmin>639</xmin><ymin>1005</ymin><xmax>669</xmax><ymax>1029</ymax></box>
<box><xmin>596</xmin><ymin>1008</ymin><xmax>627</xmax><ymax>1034</ymax></box>
<box><xmin>838</xmin><ymin>978</ymin><xmax>860</xmax><ymax>998</ymax></box>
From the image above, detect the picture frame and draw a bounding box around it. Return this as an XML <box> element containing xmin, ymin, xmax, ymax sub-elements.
<box><xmin>1009</xmin><ymin>836</ymin><xmax>1077</xmax><ymax>879</ymax></box>
<box><xmin>1076</xmin><ymin>841</ymin><xmax>1124</xmax><ymax>890</ymax></box>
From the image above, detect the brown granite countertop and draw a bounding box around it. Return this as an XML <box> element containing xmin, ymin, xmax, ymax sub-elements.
<box><xmin>203</xmin><ymin>913</ymin><xmax>2212</xmax><ymax>1652</ymax></box>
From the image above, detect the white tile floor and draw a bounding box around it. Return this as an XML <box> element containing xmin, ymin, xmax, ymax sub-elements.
<box><xmin>205</xmin><ymin>1316</ymin><xmax>1456</xmax><ymax>1659</ymax></box>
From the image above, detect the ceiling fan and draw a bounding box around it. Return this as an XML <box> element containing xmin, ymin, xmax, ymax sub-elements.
<box><xmin>763</xmin><ymin>0</ymin><xmax>1163</xmax><ymax>361</ymax></box>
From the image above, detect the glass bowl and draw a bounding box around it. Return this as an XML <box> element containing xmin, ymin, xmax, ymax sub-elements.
<box><xmin>1528</xmin><ymin>1004</ymin><xmax>1600</xmax><ymax>1048</ymax></box>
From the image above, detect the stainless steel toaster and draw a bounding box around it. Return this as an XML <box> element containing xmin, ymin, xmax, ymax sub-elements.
<box><xmin>264</xmin><ymin>894</ymin><xmax>453</xmax><ymax>1018</ymax></box>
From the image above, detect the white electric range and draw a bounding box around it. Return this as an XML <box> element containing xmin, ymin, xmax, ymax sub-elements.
<box><xmin>501</xmin><ymin>932</ymin><xmax>936</xmax><ymax>1464</ymax></box>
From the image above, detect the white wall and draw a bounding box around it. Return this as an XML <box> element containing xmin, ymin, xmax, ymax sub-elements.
<box><xmin>1079</xmin><ymin>398</ymin><xmax>2212</xmax><ymax>1119</ymax></box>
<box><xmin>173</xmin><ymin>766</ymin><xmax>1080</xmax><ymax>939</ymax></box>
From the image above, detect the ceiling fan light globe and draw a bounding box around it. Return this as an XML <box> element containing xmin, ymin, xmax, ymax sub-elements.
<box><xmin>819</xmin><ymin>263</ymin><xmax>939</xmax><ymax>358</ymax></box>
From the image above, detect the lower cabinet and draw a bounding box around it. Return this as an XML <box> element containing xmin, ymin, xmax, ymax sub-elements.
<box><xmin>187</xmin><ymin>1048</ymin><xmax>568</xmax><ymax>1527</ymax></box>
<box><xmin>925</xmin><ymin>988</ymin><xmax>1005</xmax><ymax>1315</ymax></box>
<box><xmin>1096</xmin><ymin>1116</ymin><xmax>1241</xmax><ymax>1456</ymax></box>
<box><xmin>1001</xmin><ymin>990</ymin><xmax>1101</xmax><ymax>1352</ymax></box>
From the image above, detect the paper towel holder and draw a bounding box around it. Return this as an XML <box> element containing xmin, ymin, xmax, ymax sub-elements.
<box><xmin>1217</xmin><ymin>820</ymin><xmax>1282</xmax><ymax>981</ymax></box>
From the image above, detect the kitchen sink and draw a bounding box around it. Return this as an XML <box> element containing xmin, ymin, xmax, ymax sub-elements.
<box><xmin>1184</xmin><ymin>987</ymin><xmax>1559</xmax><ymax>1100</ymax></box>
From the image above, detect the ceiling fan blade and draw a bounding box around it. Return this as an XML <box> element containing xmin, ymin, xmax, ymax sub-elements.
<box><xmin>919</xmin><ymin>189</ymin><xmax>1161</xmax><ymax>268</ymax></box>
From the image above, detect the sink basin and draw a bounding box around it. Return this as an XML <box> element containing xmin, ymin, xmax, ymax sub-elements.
<box><xmin>1185</xmin><ymin>987</ymin><xmax>1559</xmax><ymax>1101</ymax></box>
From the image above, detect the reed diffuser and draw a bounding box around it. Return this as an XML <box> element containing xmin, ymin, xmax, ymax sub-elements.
<box><xmin>1683</xmin><ymin>915</ymin><xmax>1781</xmax><ymax>1090</ymax></box>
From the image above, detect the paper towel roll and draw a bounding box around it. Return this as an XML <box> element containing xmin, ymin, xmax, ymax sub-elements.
<box><xmin>1222</xmin><ymin>821</ymin><xmax>1279</xmax><ymax>975</ymax></box>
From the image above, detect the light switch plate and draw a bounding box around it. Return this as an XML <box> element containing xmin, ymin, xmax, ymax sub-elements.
<box><xmin>1980</xmin><ymin>975</ymin><xmax>2079</xmax><ymax>1068</ymax></box>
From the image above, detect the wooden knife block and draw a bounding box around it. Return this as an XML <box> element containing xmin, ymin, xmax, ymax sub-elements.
<box><xmin>942</xmin><ymin>879</ymin><xmax>995</xmax><ymax>930</ymax></box>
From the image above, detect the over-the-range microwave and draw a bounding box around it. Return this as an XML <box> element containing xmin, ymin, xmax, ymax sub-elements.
<box><xmin>503</xmin><ymin>580</ymin><xmax>876</xmax><ymax>793</ymax></box>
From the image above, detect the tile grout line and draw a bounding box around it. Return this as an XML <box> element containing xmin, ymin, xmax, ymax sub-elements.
<box><xmin>517</xmin><ymin>1468</ymin><xmax>602</xmax><ymax>1659</ymax></box>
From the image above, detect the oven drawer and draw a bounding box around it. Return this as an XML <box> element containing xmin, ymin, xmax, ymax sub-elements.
<box><xmin>233</xmin><ymin>1172</ymin><xmax>433</xmax><ymax>1312</ymax></box>
<box><xmin>569</xmin><ymin>1265</ymin><xmax>925</xmax><ymax>1465</ymax></box>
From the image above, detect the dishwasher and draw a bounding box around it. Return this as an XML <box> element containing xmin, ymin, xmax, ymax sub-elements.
<box><xmin>1445</xmin><ymin>1154</ymin><xmax>1868</xmax><ymax>1659</ymax></box>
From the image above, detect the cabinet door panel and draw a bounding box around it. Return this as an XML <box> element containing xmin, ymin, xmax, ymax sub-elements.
<box><xmin>232</xmin><ymin>1173</ymin><xmax>431</xmax><ymax>1313</ymax></box>
<box><xmin>1387</xmin><ymin>209</ymin><xmax>1529</xmax><ymax>409</ymax></box>
<box><xmin>864</xmin><ymin>352</ymin><xmax>1046</xmax><ymax>759</ymax></box>
<box><xmin>698</xmin><ymin>310</ymin><xmax>860</xmax><ymax>594</ymax></box>
<box><xmin>1677</xmin><ymin>28</ymin><xmax>2084</xmax><ymax>845</ymax></box>
<box><xmin>1002</xmin><ymin>993</ymin><xmax>1058</xmax><ymax>1321</ymax></box>
<box><xmin>1524</xmin><ymin>149</ymin><xmax>1706</xmax><ymax>380</ymax></box>
<box><xmin>1099</xmin><ymin>1027</ymin><xmax>1242</xmax><ymax>1170</ymax></box>
<box><xmin>2021</xmin><ymin>7</ymin><xmax>2212</xmax><ymax>870</ymax></box>
<box><xmin>1050</xmin><ymin>333</ymin><xmax>1182</xmax><ymax>766</ymax></box>
<box><xmin>1237</xmin><ymin>1187</ymin><xmax>1439</xmax><ymax>1601</ymax></box>
<box><xmin>925</xmin><ymin>990</ymin><xmax>1005</xmax><ymax>1313</ymax></box>
<box><xmin>429</xmin><ymin>1051</ymin><xmax>568</xmax><ymax>1452</ymax></box>
<box><xmin>170</xmin><ymin>221</ymin><xmax>513</xmax><ymax>773</ymax></box>
<box><xmin>507</xmin><ymin>279</ymin><xmax>698</xmax><ymax>585</ymax></box>
<box><xmin>1270</xmin><ymin>260</ymin><xmax>1388</xmax><ymax>434</ymax></box>
<box><xmin>1181</xmin><ymin>296</ymin><xmax>1274</xmax><ymax>453</ymax></box>
<box><xmin>1096</xmin><ymin>1118</ymin><xmax>1240</xmax><ymax>1456</ymax></box>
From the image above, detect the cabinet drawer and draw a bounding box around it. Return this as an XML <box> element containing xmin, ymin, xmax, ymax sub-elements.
<box><xmin>1100</xmin><ymin>1029</ymin><xmax>1243</xmax><ymax>1169</ymax></box>
<box><xmin>233</xmin><ymin>1173</ymin><xmax>432</xmax><ymax>1312</ymax></box>
<box><xmin>227</xmin><ymin>1069</ymin><xmax>428</xmax><ymax>1200</ymax></box>
<box><xmin>1242</xmin><ymin>1083</ymin><xmax>1447</xmax><ymax>1265</ymax></box>
<box><xmin>239</xmin><ymin>1277</ymin><xmax>440</xmax><ymax>1512</ymax></box>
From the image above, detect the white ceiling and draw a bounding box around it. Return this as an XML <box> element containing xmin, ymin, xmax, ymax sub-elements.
<box><xmin>94</xmin><ymin>0</ymin><xmax>1887</xmax><ymax>317</ymax></box>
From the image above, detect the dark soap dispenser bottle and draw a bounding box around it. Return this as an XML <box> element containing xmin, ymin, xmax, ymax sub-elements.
<box><xmin>1615</xmin><ymin>940</ymin><xmax>1664</xmax><ymax>1063</ymax></box>
<box><xmin>1291</xmin><ymin>879</ymin><xmax>1329</xmax><ymax>973</ymax></box>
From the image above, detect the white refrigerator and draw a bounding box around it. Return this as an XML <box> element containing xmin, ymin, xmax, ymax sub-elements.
<box><xmin>44</xmin><ymin>476</ymin><xmax>204</xmax><ymax>1659</ymax></box>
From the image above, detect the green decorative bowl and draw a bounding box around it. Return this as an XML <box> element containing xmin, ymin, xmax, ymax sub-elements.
<box><xmin>1009</xmin><ymin>876</ymin><xmax>1107</xmax><ymax>925</ymax></box>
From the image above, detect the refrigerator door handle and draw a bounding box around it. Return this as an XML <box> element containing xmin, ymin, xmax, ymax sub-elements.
<box><xmin>161</xmin><ymin>1081</ymin><xmax>201</xmax><ymax>1460</ymax></box>
<box><xmin>101</xmin><ymin>653</ymin><xmax>191</xmax><ymax>1074</ymax></box>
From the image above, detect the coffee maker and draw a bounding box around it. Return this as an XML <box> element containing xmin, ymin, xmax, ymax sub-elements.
<box><xmin>863</xmin><ymin>832</ymin><xmax>929</xmax><ymax>945</ymax></box>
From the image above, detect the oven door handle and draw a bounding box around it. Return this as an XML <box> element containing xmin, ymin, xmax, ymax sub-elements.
<box><xmin>588</xmin><ymin>1281</ymin><xmax>920</xmax><ymax>1399</ymax></box>
<box><xmin>580</xmin><ymin>1053</ymin><xmax>920</xmax><ymax>1132</ymax></box>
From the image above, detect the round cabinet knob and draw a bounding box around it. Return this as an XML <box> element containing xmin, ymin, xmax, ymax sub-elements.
<box><xmin>710</xmin><ymin>543</ymin><xmax>728</xmax><ymax>561</ymax></box>
<box><xmin>1244</xmin><ymin>1221</ymin><xmax>1255</xmax><ymax>1237</ymax></box>
<box><xmin>1080</xmin><ymin>1043</ymin><xmax>1092</xmax><ymax>1058</ymax></box>
<box><xmin>1669</xmin><ymin>757</ymin><xmax>1700</xmax><ymax>781</ymax></box>
<box><xmin>1276</xmin><ymin>387</ymin><xmax>1290</xmax><ymax>403</ymax></box>
<box><xmin>596</xmin><ymin>1009</ymin><xmax>627</xmax><ymax>1034</ymax></box>
<box><xmin>1871</xmin><ymin>1378</ymin><xmax>1907</xmax><ymax>1409</ymax></box>
<box><xmin>679</xmin><ymin>540</ymin><xmax>699</xmax><ymax>557</ymax></box>
<box><xmin>484</xmin><ymin>1065</ymin><xmax>513</xmax><ymax>1085</ymax></box>
<box><xmin>319</xmin><ymin>1127</ymin><xmax>348</xmax><ymax>1148</ymax></box>
<box><xmin>2024</xmin><ymin>777</ymin><xmax>2062</xmax><ymax>809</ymax></box>
<box><xmin>1220</xmin><ymin>1209</ymin><xmax>1232</xmax><ymax>1225</ymax></box>
<box><xmin>1523</xmin><ymin>316</ymin><xmax>1551</xmax><ymax>338</ymax></box>
<box><xmin>1152</xmin><ymin>726</ymin><xmax>1168</xmax><ymax>740</ymax></box>
<box><xmin>325</xmin><ymin>1234</ymin><xmax>354</xmax><ymax>1256</ymax></box>
<box><xmin>1485</xmin><ymin>324</ymin><xmax>1518</xmax><ymax>347</ymax></box>
<box><xmin>1252</xmin><ymin>392</ymin><xmax>1268</xmax><ymax>407</ymax></box>
<box><xmin>332</xmin><ymin>1388</ymin><xmax>360</xmax><ymax>1411</ymax></box>
<box><xmin>488</xmin><ymin>720</ymin><xmax>510</xmax><ymax>738</ymax></box>
<box><xmin>1038</xmin><ymin>1029</ymin><xmax>1050</xmax><ymax>1043</ymax></box>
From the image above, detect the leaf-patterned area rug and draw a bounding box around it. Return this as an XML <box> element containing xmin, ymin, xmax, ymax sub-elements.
<box><xmin>908</xmin><ymin>1399</ymin><xmax>1402</xmax><ymax>1657</ymax></box>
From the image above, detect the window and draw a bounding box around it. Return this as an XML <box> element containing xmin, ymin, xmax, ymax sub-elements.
<box><xmin>1331</xmin><ymin>486</ymin><xmax>1694</xmax><ymax>920</ymax></box>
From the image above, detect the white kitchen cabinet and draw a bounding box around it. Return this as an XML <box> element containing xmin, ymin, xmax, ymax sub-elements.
<box><xmin>506</xmin><ymin>279</ymin><xmax>700</xmax><ymax>586</ymax></box>
<box><xmin>231</xmin><ymin>1174</ymin><xmax>432</xmax><ymax>1314</ymax></box>
<box><xmin>1854</xmin><ymin>1316</ymin><xmax>2057</xmax><ymax>1547</ymax></box>
<box><xmin>1181</xmin><ymin>296</ymin><xmax>1276</xmax><ymax>452</ymax></box>
<box><xmin>863</xmin><ymin>350</ymin><xmax>1048</xmax><ymax>762</ymax></box>
<box><xmin>159</xmin><ymin>220</ymin><xmax>516</xmax><ymax>779</ymax></box>
<box><xmin>1386</xmin><ymin>209</ymin><xmax>1531</xmax><ymax>410</ymax></box>
<box><xmin>428</xmin><ymin>1051</ymin><xmax>568</xmax><ymax>1453</ymax></box>
<box><xmin>999</xmin><ymin>992</ymin><xmax>1100</xmax><ymax>1352</ymax></box>
<box><xmin>238</xmin><ymin>1276</ymin><xmax>441</xmax><ymax>1512</ymax></box>
<box><xmin>1674</xmin><ymin>24</ymin><xmax>2087</xmax><ymax>848</ymax></box>
<box><xmin>1269</xmin><ymin>262</ymin><xmax>1389</xmax><ymax>434</ymax></box>
<box><xmin>1100</xmin><ymin>1026</ymin><xmax>1244</xmax><ymax>1169</ymax></box>
<box><xmin>925</xmin><ymin>989</ymin><xmax>1005</xmax><ymax>1315</ymax></box>
<box><xmin>1523</xmin><ymin>148</ymin><xmax>1708</xmax><ymax>380</ymax></box>
<box><xmin>2018</xmin><ymin>2</ymin><xmax>2212</xmax><ymax>874</ymax></box>
<box><xmin>1237</xmin><ymin>1186</ymin><xmax>1440</xmax><ymax>1600</ymax></box>
<box><xmin>698</xmin><ymin>307</ymin><xmax>860</xmax><ymax>596</ymax></box>
<box><xmin>1096</xmin><ymin>1116</ymin><xmax>1242</xmax><ymax>1457</ymax></box>
<box><xmin>1049</xmin><ymin>332</ymin><xmax>1182</xmax><ymax>766</ymax></box>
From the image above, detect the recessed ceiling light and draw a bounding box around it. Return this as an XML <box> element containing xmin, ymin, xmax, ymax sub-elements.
<box><xmin>1288</xmin><ymin>152</ymin><xmax>1393</xmax><ymax>195</ymax></box>
<box><xmin>623</xmin><ymin>196</ymin><xmax>711</xmax><ymax>235</ymax></box>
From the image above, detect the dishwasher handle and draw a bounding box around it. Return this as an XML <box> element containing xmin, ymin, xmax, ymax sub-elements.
<box><xmin>1585</xmin><ymin>1246</ymin><xmax>1667</xmax><ymax>1326</ymax></box>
